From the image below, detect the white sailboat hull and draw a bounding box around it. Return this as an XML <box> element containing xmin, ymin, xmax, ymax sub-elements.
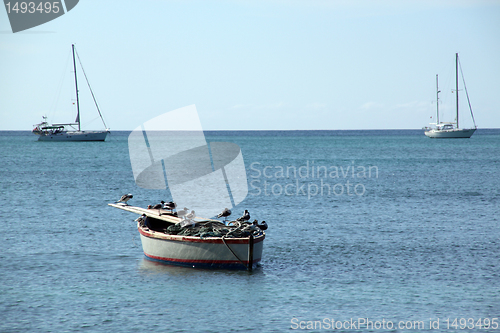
<box><xmin>37</xmin><ymin>131</ymin><xmax>108</xmax><ymax>141</ymax></box>
<box><xmin>424</xmin><ymin>128</ymin><xmax>476</xmax><ymax>138</ymax></box>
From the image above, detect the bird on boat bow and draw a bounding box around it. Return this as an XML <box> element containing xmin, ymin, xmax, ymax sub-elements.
<box><xmin>217</xmin><ymin>208</ymin><xmax>232</xmax><ymax>221</ymax></box>
<box><xmin>116</xmin><ymin>194</ymin><xmax>133</xmax><ymax>205</ymax></box>
<box><xmin>176</xmin><ymin>207</ymin><xmax>189</xmax><ymax>219</ymax></box>
<box><xmin>185</xmin><ymin>210</ymin><xmax>196</xmax><ymax>220</ymax></box>
<box><xmin>148</xmin><ymin>201</ymin><xmax>165</xmax><ymax>215</ymax></box>
<box><xmin>135</xmin><ymin>214</ymin><xmax>147</xmax><ymax>227</ymax></box>
<box><xmin>236</xmin><ymin>210</ymin><xmax>250</xmax><ymax>222</ymax></box>
<box><xmin>256</xmin><ymin>220</ymin><xmax>268</xmax><ymax>230</ymax></box>
<box><xmin>163</xmin><ymin>201</ymin><xmax>177</xmax><ymax>213</ymax></box>
<box><xmin>179</xmin><ymin>210</ymin><xmax>196</xmax><ymax>228</ymax></box>
<box><xmin>151</xmin><ymin>201</ymin><xmax>163</xmax><ymax>209</ymax></box>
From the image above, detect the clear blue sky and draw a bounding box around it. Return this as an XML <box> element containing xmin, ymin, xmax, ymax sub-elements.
<box><xmin>1</xmin><ymin>0</ymin><xmax>499</xmax><ymax>130</ymax></box>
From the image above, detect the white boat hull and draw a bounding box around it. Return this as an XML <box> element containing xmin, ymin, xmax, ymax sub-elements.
<box><xmin>424</xmin><ymin>128</ymin><xmax>476</xmax><ymax>138</ymax></box>
<box><xmin>37</xmin><ymin>131</ymin><xmax>108</xmax><ymax>141</ymax></box>
<box><xmin>138</xmin><ymin>225</ymin><xmax>265</xmax><ymax>269</ymax></box>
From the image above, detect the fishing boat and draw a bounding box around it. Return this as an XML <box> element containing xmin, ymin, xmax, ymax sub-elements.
<box><xmin>108</xmin><ymin>203</ymin><xmax>266</xmax><ymax>270</ymax></box>
<box><xmin>32</xmin><ymin>44</ymin><xmax>109</xmax><ymax>141</ymax></box>
<box><xmin>424</xmin><ymin>53</ymin><xmax>477</xmax><ymax>138</ymax></box>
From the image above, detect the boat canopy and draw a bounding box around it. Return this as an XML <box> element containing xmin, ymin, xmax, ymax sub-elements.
<box><xmin>41</xmin><ymin>125</ymin><xmax>65</xmax><ymax>130</ymax></box>
<box><xmin>436</xmin><ymin>123</ymin><xmax>455</xmax><ymax>129</ymax></box>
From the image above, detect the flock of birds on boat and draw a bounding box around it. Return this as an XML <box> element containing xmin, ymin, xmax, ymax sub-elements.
<box><xmin>115</xmin><ymin>193</ymin><xmax>267</xmax><ymax>230</ymax></box>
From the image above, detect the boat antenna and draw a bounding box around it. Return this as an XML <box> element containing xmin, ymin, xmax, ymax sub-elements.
<box><xmin>436</xmin><ymin>74</ymin><xmax>440</xmax><ymax>125</ymax></box>
<box><xmin>458</xmin><ymin>55</ymin><xmax>477</xmax><ymax>129</ymax></box>
<box><xmin>74</xmin><ymin>46</ymin><xmax>109</xmax><ymax>130</ymax></box>
<box><xmin>72</xmin><ymin>44</ymin><xmax>81</xmax><ymax>131</ymax></box>
<box><xmin>455</xmin><ymin>53</ymin><xmax>459</xmax><ymax>129</ymax></box>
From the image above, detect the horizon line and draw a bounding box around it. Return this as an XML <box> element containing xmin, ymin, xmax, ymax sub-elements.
<box><xmin>2</xmin><ymin>128</ymin><xmax>499</xmax><ymax>132</ymax></box>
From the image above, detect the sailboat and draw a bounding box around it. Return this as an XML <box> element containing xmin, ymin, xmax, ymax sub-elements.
<box><xmin>424</xmin><ymin>53</ymin><xmax>477</xmax><ymax>138</ymax></box>
<box><xmin>32</xmin><ymin>44</ymin><xmax>109</xmax><ymax>141</ymax></box>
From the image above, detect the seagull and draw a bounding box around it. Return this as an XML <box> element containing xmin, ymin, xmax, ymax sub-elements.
<box><xmin>217</xmin><ymin>208</ymin><xmax>232</xmax><ymax>221</ymax></box>
<box><xmin>180</xmin><ymin>218</ymin><xmax>195</xmax><ymax>228</ymax></box>
<box><xmin>116</xmin><ymin>194</ymin><xmax>133</xmax><ymax>205</ymax></box>
<box><xmin>236</xmin><ymin>210</ymin><xmax>250</xmax><ymax>222</ymax></box>
<box><xmin>151</xmin><ymin>202</ymin><xmax>163</xmax><ymax>210</ymax></box>
<box><xmin>258</xmin><ymin>221</ymin><xmax>268</xmax><ymax>230</ymax></box>
<box><xmin>149</xmin><ymin>201</ymin><xmax>166</xmax><ymax>216</ymax></box>
<box><xmin>176</xmin><ymin>207</ymin><xmax>189</xmax><ymax>219</ymax></box>
<box><xmin>185</xmin><ymin>210</ymin><xmax>196</xmax><ymax>220</ymax></box>
<box><xmin>243</xmin><ymin>223</ymin><xmax>259</xmax><ymax>232</ymax></box>
<box><xmin>135</xmin><ymin>214</ymin><xmax>147</xmax><ymax>227</ymax></box>
<box><xmin>252</xmin><ymin>219</ymin><xmax>268</xmax><ymax>230</ymax></box>
<box><xmin>163</xmin><ymin>201</ymin><xmax>177</xmax><ymax>212</ymax></box>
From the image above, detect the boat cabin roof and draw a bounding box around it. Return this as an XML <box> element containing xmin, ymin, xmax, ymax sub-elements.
<box><xmin>437</xmin><ymin>123</ymin><xmax>455</xmax><ymax>129</ymax></box>
<box><xmin>41</xmin><ymin>125</ymin><xmax>65</xmax><ymax>130</ymax></box>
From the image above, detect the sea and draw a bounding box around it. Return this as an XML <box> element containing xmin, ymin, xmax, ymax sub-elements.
<box><xmin>0</xmin><ymin>129</ymin><xmax>499</xmax><ymax>333</ymax></box>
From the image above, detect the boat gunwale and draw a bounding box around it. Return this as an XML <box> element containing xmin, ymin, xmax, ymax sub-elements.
<box><xmin>138</xmin><ymin>223</ymin><xmax>266</xmax><ymax>244</ymax></box>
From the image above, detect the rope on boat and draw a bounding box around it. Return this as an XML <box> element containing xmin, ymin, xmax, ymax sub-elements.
<box><xmin>458</xmin><ymin>56</ymin><xmax>477</xmax><ymax>128</ymax></box>
<box><xmin>143</xmin><ymin>216</ymin><xmax>263</xmax><ymax>270</ymax></box>
<box><xmin>75</xmin><ymin>48</ymin><xmax>108</xmax><ymax>129</ymax></box>
<box><xmin>221</xmin><ymin>235</ymin><xmax>247</xmax><ymax>269</ymax></box>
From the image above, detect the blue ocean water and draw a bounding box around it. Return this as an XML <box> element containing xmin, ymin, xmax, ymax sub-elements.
<box><xmin>0</xmin><ymin>129</ymin><xmax>499</xmax><ymax>332</ymax></box>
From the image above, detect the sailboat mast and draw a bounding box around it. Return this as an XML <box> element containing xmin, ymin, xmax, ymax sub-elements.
<box><xmin>72</xmin><ymin>44</ymin><xmax>81</xmax><ymax>131</ymax></box>
<box><xmin>436</xmin><ymin>74</ymin><xmax>440</xmax><ymax>124</ymax></box>
<box><xmin>455</xmin><ymin>52</ymin><xmax>459</xmax><ymax>129</ymax></box>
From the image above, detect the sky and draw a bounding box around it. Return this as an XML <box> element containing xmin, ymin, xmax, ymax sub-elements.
<box><xmin>1</xmin><ymin>0</ymin><xmax>499</xmax><ymax>130</ymax></box>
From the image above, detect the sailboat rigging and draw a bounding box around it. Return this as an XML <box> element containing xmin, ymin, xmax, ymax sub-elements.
<box><xmin>424</xmin><ymin>53</ymin><xmax>477</xmax><ymax>139</ymax></box>
<box><xmin>32</xmin><ymin>44</ymin><xmax>109</xmax><ymax>141</ymax></box>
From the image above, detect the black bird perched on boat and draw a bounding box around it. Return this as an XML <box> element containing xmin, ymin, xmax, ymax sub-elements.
<box><xmin>236</xmin><ymin>210</ymin><xmax>250</xmax><ymax>222</ymax></box>
<box><xmin>217</xmin><ymin>208</ymin><xmax>232</xmax><ymax>221</ymax></box>
<box><xmin>258</xmin><ymin>221</ymin><xmax>268</xmax><ymax>230</ymax></box>
<box><xmin>163</xmin><ymin>201</ymin><xmax>177</xmax><ymax>212</ymax></box>
<box><xmin>252</xmin><ymin>220</ymin><xmax>268</xmax><ymax>231</ymax></box>
<box><xmin>116</xmin><ymin>194</ymin><xmax>133</xmax><ymax>205</ymax></box>
<box><xmin>151</xmin><ymin>201</ymin><xmax>164</xmax><ymax>210</ymax></box>
<box><xmin>148</xmin><ymin>202</ymin><xmax>164</xmax><ymax>216</ymax></box>
<box><xmin>135</xmin><ymin>214</ymin><xmax>147</xmax><ymax>227</ymax></box>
